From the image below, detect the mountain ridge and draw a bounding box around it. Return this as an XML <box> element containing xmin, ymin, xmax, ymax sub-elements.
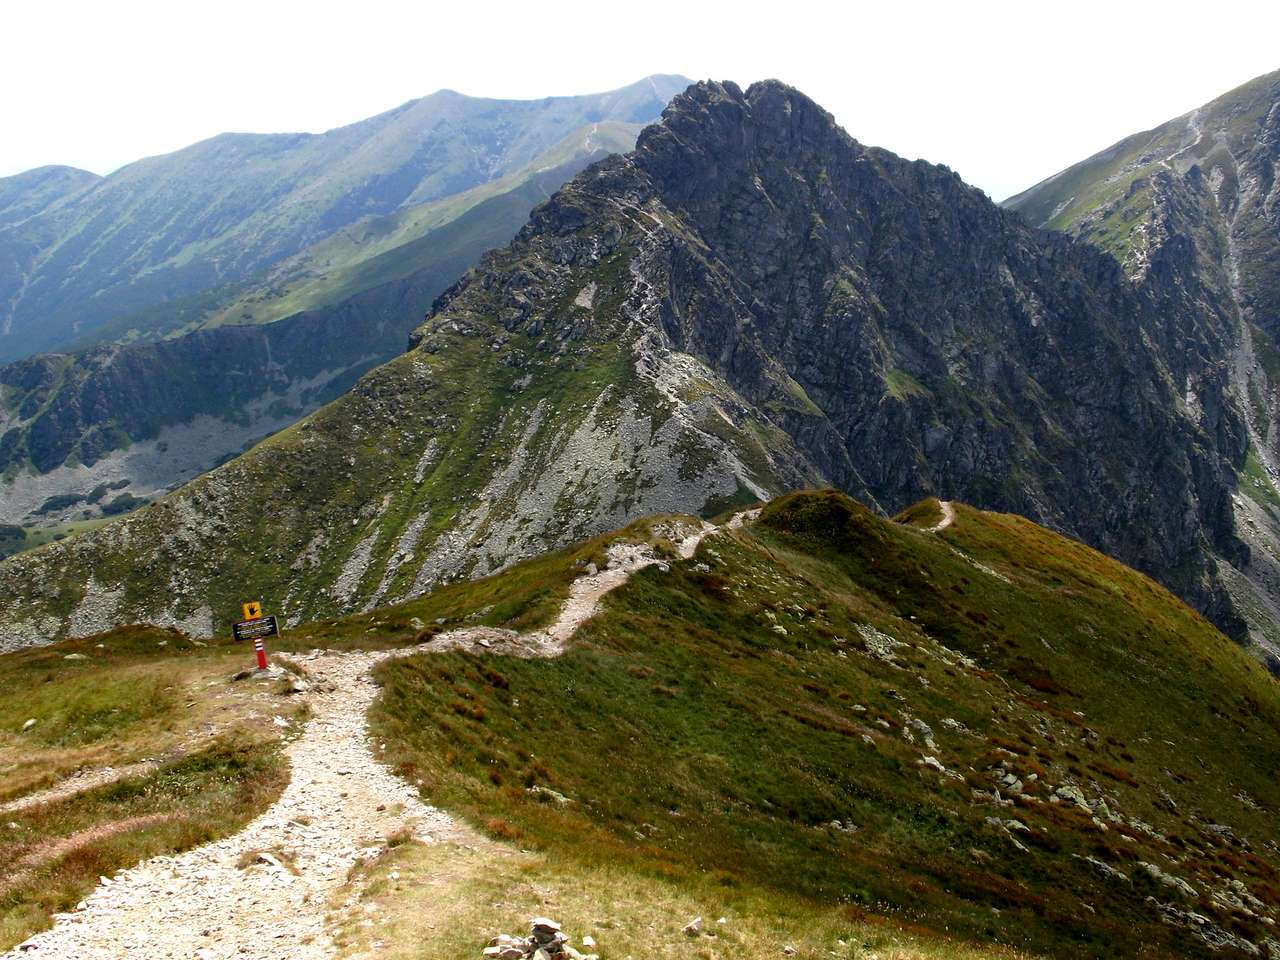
<box><xmin>0</xmin><ymin>75</ymin><xmax>690</xmax><ymax>361</ymax></box>
<box><xmin>0</xmin><ymin>77</ymin><xmax>1259</xmax><ymax>647</ymax></box>
<box><xmin>1003</xmin><ymin>65</ymin><xmax>1280</xmax><ymax>659</ymax></box>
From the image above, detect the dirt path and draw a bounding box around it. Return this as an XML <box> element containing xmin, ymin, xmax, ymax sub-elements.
<box><xmin>0</xmin><ymin>760</ymin><xmax>163</xmax><ymax>816</ymax></box>
<box><xmin>5</xmin><ymin>651</ymin><xmax>459</xmax><ymax>959</ymax></box>
<box><xmin>928</xmin><ymin>500</ymin><xmax>955</xmax><ymax>533</ymax></box>
<box><xmin>4</xmin><ymin>515</ymin><xmax>738</xmax><ymax>959</ymax></box>
<box><xmin>1</xmin><ymin>814</ymin><xmax>176</xmax><ymax>898</ymax></box>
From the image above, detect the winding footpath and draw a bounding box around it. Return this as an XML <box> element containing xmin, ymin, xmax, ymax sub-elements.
<box><xmin>928</xmin><ymin>500</ymin><xmax>955</xmax><ymax>533</ymax></box>
<box><xmin>4</xmin><ymin>517</ymin><xmax>724</xmax><ymax>959</ymax></box>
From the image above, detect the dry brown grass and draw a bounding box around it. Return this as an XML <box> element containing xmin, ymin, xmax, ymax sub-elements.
<box><xmin>0</xmin><ymin>626</ymin><xmax>295</xmax><ymax>948</ymax></box>
<box><xmin>332</xmin><ymin>839</ymin><xmax>1037</xmax><ymax>960</ymax></box>
<box><xmin>0</xmin><ymin>626</ymin><xmax>299</xmax><ymax>806</ymax></box>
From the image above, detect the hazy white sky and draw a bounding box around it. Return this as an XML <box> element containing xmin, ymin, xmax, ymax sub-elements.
<box><xmin>4</xmin><ymin>0</ymin><xmax>1278</xmax><ymax>200</ymax></box>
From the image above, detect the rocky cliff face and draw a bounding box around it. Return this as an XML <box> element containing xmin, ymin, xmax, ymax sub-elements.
<box><xmin>0</xmin><ymin>80</ymin><xmax>1253</xmax><ymax>645</ymax></box>
<box><xmin>1006</xmin><ymin>68</ymin><xmax>1280</xmax><ymax>659</ymax></box>
<box><xmin>0</xmin><ymin>292</ymin><xmax>407</xmax><ymax>524</ymax></box>
<box><xmin>621</xmin><ymin>82</ymin><xmax>1247</xmax><ymax>633</ymax></box>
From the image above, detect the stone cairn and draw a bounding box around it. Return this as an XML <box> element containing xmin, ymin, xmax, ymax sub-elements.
<box><xmin>484</xmin><ymin>918</ymin><xmax>599</xmax><ymax>960</ymax></box>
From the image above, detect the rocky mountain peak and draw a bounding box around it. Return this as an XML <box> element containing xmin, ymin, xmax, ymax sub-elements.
<box><xmin>0</xmin><ymin>78</ymin><xmax>1258</xmax><ymax>646</ymax></box>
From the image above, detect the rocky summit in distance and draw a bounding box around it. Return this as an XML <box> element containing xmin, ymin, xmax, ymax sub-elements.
<box><xmin>0</xmin><ymin>79</ymin><xmax>1256</xmax><ymax>646</ymax></box>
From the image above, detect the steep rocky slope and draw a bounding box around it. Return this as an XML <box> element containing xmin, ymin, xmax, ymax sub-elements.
<box><xmin>0</xmin><ymin>79</ymin><xmax>1252</xmax><ymax>645</ymax></box>
<box><xmin>0</xmin><ymin>75</ymin><xmax>687</xmax><ymax>360</ymax></box>
<box><xmin>0</xmin><ymin>137</ymin><xmax>636</xmax><ymax>528</ymax></box>
<box><xmin>1005</xmin><ymin>67</ymin><xmax>1280</xmax><ymax>659</ymax></box>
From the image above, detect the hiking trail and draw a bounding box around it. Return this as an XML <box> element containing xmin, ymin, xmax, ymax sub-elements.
<box><xmin>4</xmin><ymin>514</ymin><xmax>740</xmax><ymax>959</ymax></box>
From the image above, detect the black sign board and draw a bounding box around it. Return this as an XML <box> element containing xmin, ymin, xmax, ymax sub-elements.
<box><xmin>233</xmin><ymin>616</ymin><xmax>280</xmax><ymax>642</ymax></box>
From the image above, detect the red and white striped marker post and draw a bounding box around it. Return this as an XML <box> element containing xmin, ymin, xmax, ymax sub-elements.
<box><xmin>253</xmin><ymin>637</ymin><xmax>268</xmax><ymax>670</ymax></box>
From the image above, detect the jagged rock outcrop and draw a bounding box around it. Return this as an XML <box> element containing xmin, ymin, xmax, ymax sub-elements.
<box><xmin>0</xmin><ymin>79</ymin><xmax>1254</xmax><ymax>644</ymax></box>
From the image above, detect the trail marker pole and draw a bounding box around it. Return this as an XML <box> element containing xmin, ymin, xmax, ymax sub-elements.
<box><xmin>234</xmin><ymin>600</ymin><xmax>277</xmax><ymax>671</ymax></box>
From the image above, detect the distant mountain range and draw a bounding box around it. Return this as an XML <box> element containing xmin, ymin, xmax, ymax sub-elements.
<box><xmin>2</xmin><ymin>76</ymin><xmax>1270</xmax><ymax>658</ymax></box>
<box><xmin>0</xmin><ymin>80</ymin><xmax>682</xmax><ymax>538</ymax></box>
<box><xmin>0</xmin><ymin>75</ymin><xmax>688</xmax><ymax>361</ymax></box>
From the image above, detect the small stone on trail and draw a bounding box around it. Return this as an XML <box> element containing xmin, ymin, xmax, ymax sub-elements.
<box><xmin>683</xmin><ymin>916</ymin><xmax>703</xmax><ymax>936</ymax></box>
<box><xmin>21</xmin><ymin>718</ymin><xmax>36</xmax><ymax>732</ymax></box>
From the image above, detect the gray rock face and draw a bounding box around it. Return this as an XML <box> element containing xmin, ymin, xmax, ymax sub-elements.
<box><xmin>1005</xmin><ymin>69</ymin><xmax>1280</xmax><ymax>652</ymax></box>
<box><xmin>505</xmin><ymin>79</ymin><xmax>1247</xmax><ymax>634</ymax></box>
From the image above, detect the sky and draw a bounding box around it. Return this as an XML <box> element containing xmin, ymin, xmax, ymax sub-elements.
<box><xmin>4</xmin><ymin>0</ymin><xmax>1279</xmax><ymax>201</ymax></box>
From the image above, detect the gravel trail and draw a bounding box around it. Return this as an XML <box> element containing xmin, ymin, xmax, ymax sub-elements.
<box><xmin>928</xmin><ymin>501</ymin><xmax>955</xmax><ymax>533</ymax></box>
<box><xmin>6</xmin><ymin>651</ymin><xmax>458</xmax><ymax>959</ymax></box>
<box><xmin>3</xmin><ymin>514</ymin><xmax>741</xmax><ymax>959</ymax></box>
<box><xmin>0</xmin><ymin>761</ymin><xmax>163</xmax><ymax>816</ymax></box>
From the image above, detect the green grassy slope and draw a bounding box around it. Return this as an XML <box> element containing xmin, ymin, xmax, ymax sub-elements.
<box><xmin>94</xmin><ymin>122</ymin><xmax>644</xmax><ymax>343</ymax></box>
<box><xmin>370</xmin><ymin>490</ymin><xmax>1280</xmax><ymax>959</ymax></box>
<box><xmin>1003</xmin><ymin>68</ymin><xmax>1279</xmax><ymax>264</ymax></box>
<box><xmin>0</xmin><ymin>76</ymin><xmax>687</xmax><ymax>360</ymax></box>
<box><xmin>0</xmin><ymin>166</ymin><xmax>98</xmax><ymax>227</ymax></box>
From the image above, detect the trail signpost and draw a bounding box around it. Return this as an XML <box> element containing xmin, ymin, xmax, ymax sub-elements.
<box><xmin>233</xmin><ymin>600</ymin><xmax>277</xmax><ymax>669</ymax></box>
